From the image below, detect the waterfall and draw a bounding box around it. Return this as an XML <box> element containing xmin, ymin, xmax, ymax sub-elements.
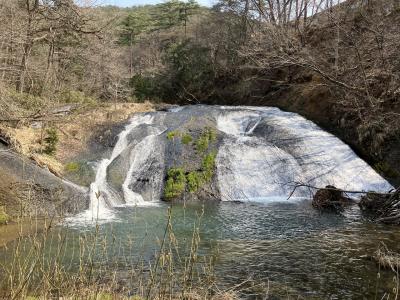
<box><xmin>121</xmin><ymin>127</ymin><xmax>166</xmax><ymax>206</ymax></box>
<box><xmin>67</xmin><ymin>105</ymin><xmax>394</xmax><ymax>224</ymax></box>
<box><xmin>68</xmin><ymin>114</ymin><xmax>165</xmax><ymax>224</ymax></box>
<box><xmin>216</xmin><ymin>107</ymin><xmax>393</xmax><ymax>202</ymax></box>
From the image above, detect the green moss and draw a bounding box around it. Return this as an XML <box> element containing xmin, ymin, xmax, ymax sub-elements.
<box><xmin>64</xmin><ymin>161</ymin><xmax>95</xmax><ymax>187</ymax></box>
<box><xmin>164</xmin><ymin>168</ymin><xmax>186</xmax><ymax>200</ymax></box>
<box><xmin>196</xmin><ymin>127</ymin><xmax>217</xmax><ymax>152</ymax></box>
<box><xmin>206</xmin><ymin>127</ymin><xmax>217</xmax><ymax>142</ymax></box>
<box><xmin>163</xmin><ymin>129</ymin><xmax>217</xmax><ymax>199</ymax></box>
<box><xmin>202</xmin><ymin>151</ymin><xmax>217</xmax><ymax>181</ymax></box>
<box><xmin>181</xmin><ymin>133</ymin><xmax>193</xmax><ymax>145</ymax></box>
<box><xmin>166</xmin><ymin>130</ymin><xmax>180</xmax><ymax>140</ymax></box>
<box><xmin>0</xmin><ymin>207</ymin><xmax>10</xmax><ymax>225</ymax></box>
<box><xmin>65</xmin><ymin>162</ymin><xmax>80</xmax><ymax>173</ymax></box>
<box><xmin>185</xmin><ymin>151</ymin><xmax>216</xmax><ymax>194</ymax></box>
<box><xmin>187</xmin><ymin>171</ymin><xmax>204</xmax><ymax>193</ymax></box>
<box><xmin>196</xmin><ymin>134</ymin><xmax>209</xmax><ymax>152</ymax></box>
<box><xmin>43</xmin><ymin>128</ymin><xmax>59</xmax><ymax>155</ymax></box>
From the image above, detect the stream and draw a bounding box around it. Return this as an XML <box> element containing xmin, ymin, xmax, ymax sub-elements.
<box><xmin>1</xmin><ymin>105</ymin><xmax>398</xmax><ymax>299</ymax></box>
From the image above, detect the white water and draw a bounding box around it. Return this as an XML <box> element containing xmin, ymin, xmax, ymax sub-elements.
<box><xmin>216</xmin><ymin>107</ymin><xmax>393</xmax><ymax>202</ymax></box>
<box><xmin>121</xmin><ymin>127</ymin><xmax>166</xmax><ymax>206</ymax></box>
<box><xmin>67</xmin><ymin>105</ymin><xmax>394</xmax><ymax>224</ymax></box>
<box><xmin>68</xmin><ymin>114</ymin><xmax>164</xmax><ymax>224</ymax></box>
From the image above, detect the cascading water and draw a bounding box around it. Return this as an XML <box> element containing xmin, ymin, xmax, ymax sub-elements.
<box><xmin>52</xmin><ymin>105</ymin><xmax>398</xmax><ymax>298</ymax></box>
<box><xmin>69</xmin><ymin>114</ymin><xmax>166</xmax><ymax>224</ymax></box>
<box><xmin>68</xmin><ymin>105</ymin><xmax>393</xmax><ymax>223</ymax></box>
<box><xmin>216</xmin><ymin>106</ymin><xmax>393</xmax><ymax>202</ymax></box>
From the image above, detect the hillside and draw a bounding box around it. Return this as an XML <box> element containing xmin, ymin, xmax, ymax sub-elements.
<box><xmin>0</xmin><ymin>0</ymin><xmax>399</xmax><ymax>186</ymax></box>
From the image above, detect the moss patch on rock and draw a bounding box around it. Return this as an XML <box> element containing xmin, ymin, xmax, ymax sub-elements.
<box><xmin>166</xmin><ymin>130</ymin><xmax>180</xmax><ymax>140</ymax></box>
<box><xmin>187</xmin><ymin>171</ymin><xmax>204</xmax><ymax>193</ymax></box>
<box><xmin>64</xmin><ymin>161</ymin><xmax>95</xmax><ymax>187</ymax></box>
<box><xmin>196</xmin><ymin>127</ymin><xmax>216</xmax><ymax>153</ymax></box>
<box><xmin>164</xmin><ymin>168</ymin><xmax>187</xmax><ymax>200</ymax></box>
<box><xmin>202</xmin><ymin>151</ymin><xmax>216</xmax><ymax>181</ymax></box>
<box><xmin>163</xmin><ymin>127</ymin><xmax>218</xmax><ymax>200</ymax></box>
<box><xmin>181</xmin><ymin>133</ymin><xmax>193</xmax><ymax>145</ymax></box>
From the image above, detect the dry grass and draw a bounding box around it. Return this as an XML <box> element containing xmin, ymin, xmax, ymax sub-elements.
<box><xmin>0</xmin><ymin>101</ymin><xmax>154</xmax><ymax>176</ymax></box>
<box><xmin>374</xmin><ymin>243</ymin><xmax>400</xmax><ymax>272</ymax></box>
<box><xmin>55</xmin><ymin>102</ymin><xmax>154</xmax><ymax>162</ymax></box>
<box><xmin>0</xmin><ymin>207</ymin><xmax>241</xmax><ymax>300</ymax></box>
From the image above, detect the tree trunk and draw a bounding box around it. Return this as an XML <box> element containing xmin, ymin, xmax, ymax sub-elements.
<box><xmin>129</xmin><ymin>32</ymin><xmax>134</xmax><ymax>77</ymax></box>
<box><xmin>242</xmin><ymin>0</ymin><xmax>250</xmax><ymax>40</ymax></box>
<box><xmin>16</xmin><ymin>41</ymin><xmax>32</xmax><ymax>93</ymax></box>
<box><xmin>42</xmin><ymin>40</ymin><xmax>55</xmax><ymax>95</ymax></box>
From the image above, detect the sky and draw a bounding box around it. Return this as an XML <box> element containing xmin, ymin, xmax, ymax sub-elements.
<box><xmin>94</xmin><ymin>0</ymin><xmax>214</xmax><ymax>7</ymax></box>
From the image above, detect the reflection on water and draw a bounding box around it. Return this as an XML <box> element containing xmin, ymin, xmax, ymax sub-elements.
<box><xmin>1</xmin><ymin>201</ymin><xmax>399</xmax><ymax>299</ymax></box>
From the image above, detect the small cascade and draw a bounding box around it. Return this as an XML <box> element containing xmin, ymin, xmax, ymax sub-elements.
<box><xmin>69</xmin><ymin>114</ymin><xmax>164</xmax><ymax>224</ymax></box>
<box><xmin>122</xmin><ymin>127</ymin><xmax>166</xmax><ymax>206</ymax></box>
<box><xmin>216</xmin><ymin>107</ymin><xmax>393</xmax><ymax>202</ymax></box>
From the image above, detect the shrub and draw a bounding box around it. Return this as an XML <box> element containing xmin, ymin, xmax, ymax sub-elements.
<box><xmin>43</xmin><ymin>128</ymin><xmax>59</xmax><ymax>155</ymax></box>
<box><xmin>8</xmin><ymin>90</ymin><xmax>47</xmax><ymax>111</ymax></box>
<box><xmin>181</xmin><ymin>133</ymin><xmax>193</xmax><ymax>145</ymax></box>
<box><xmin>130</xmin><ymin>74</ymin><xmax>157</xmax><ymax>102</ymax></box>
<box><xmin>60</xmin><ymin>90</ymin><xmax>96</xmax><ymax>105</ymax></box>
<box><xmin>0</xmin><ymin>207</ymin><xmax>10</xmax><ymax>225</ymax></box>
<box><xmin>187</xmin><ymin>171</ymin><xmax>203</xmax><ymax>193</ymax></box>
<box><xmin>206</xmin><ymin>127</ymin><xmax>217</xmax><ymax>142</ymax></box>
<box><xmin>202</xmin><ymin>151</ymin><xmax>216</xmax><ymax>181</ymax></box>
<box><xmin>196</xmin><ymin>128</ymin><xmax>216</xmax><ymax>152</ymax></box>
<box><xmin>160</xmin><ymin>40</ymin><xmax>216</xmax><ymax>101</ymax></box>
<box><xmin>164</xmin><ymin>168</ymin><xmax>186</xmax><ymax>200</ymax></box>
<box><xmin>196</xmin><ymin>134</ymin><xmax>209</xmax><ymax>152</ymax></box>
<box><xmin>167</xmin><ymin>130</ymin><xmax>180</xmax><ymax>140</ymax></box>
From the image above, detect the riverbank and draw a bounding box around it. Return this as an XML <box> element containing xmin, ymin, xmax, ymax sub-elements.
<box><xmin>0</xmin><ymin>101</ymin><xmax>156</xmax><ymax>223</ymax></box>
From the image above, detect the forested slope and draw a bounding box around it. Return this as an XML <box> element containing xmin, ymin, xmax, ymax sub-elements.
<box><xmin>0</xmin><ymin>0</ymin><xmax>399</xmax><ymax>185</ymax></box>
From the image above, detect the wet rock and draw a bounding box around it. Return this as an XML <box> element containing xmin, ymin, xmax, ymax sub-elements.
<box><xmin>312</xmin><ymin>185</ymin><xmax>352</xmax><ymax>211</ymax></box>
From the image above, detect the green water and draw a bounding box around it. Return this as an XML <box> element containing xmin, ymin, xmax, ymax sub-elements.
<box><xmin>1</xmin><ymin>200</ymin><xmax>399</xmax><ymax>299</ymax></box>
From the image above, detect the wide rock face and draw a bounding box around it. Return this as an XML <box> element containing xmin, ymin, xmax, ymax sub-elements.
<box><xmin>0</xmin><ymin>146</ymin><xmax>88</xmax><ymax>217</ymax></box>
<box><xmin>74</xmin><ymin>105</ymin><xmax>392</xmax><ymax>221</ymax></box>
<box><xmin>105</xmin><ymin>106</ymin><xmax>223</xmax><ymax>203</ymax></box>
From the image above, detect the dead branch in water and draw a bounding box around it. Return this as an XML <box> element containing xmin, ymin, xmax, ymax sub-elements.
<box><xmin>288</xmin><ymin>182</ymin><xmax>400</xmax><ymax>222</ymax></box>
<box><xmin>286</xmin><ymin>181</ymin><xmax>395</xmax><ymax>201</ymax></box>
<box><xmin>360</xmin><ymin>188</ymin><xmax>400</xmax><ymax>224</ymax></box>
